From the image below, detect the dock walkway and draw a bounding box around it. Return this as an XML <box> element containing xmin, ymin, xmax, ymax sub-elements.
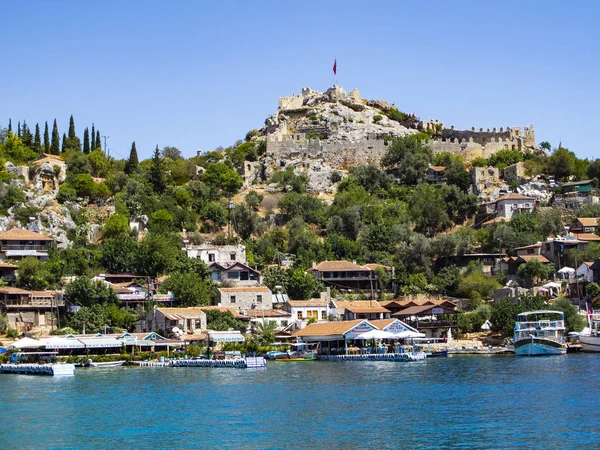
<box><xmin>318</xmin><ymin>352</ymin><xmax>426</xmax><ymax>362</ymax></box>
<box><xmin>138</xmin><ymin>357</ymin><xmax>266</xmax><ymax>369</ymax></box>
<box><xmin>0</xmin><ymin>363</ymin><xmax>75</xmax><ymax>376</ymax></box>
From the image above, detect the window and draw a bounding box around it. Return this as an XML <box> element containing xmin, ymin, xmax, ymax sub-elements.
<box><xmin>230</xmin><ymin>296</ymin><xmax>236</xmax><ymax>304</ymax></box>
<box><xmin>257</xmin><ymin>295</ymin><xmax>263</xmax><ymax>303</ymax></box>
<box><xmin>227</xmin><ymin>271</ymin><xmax>240</xmax><ymax>279</ymax></box>
<box><xmin>208</xmin><ymin>253</ymin><xmax>215</xmax><ymax>262</ymax></box>
<box><xmin>297</xmin><ymin>311</ymin><xmax>303</xmax><ymax>320</ymax></box>
<box><xmin>281</xmin><ymin>320</ymin><xmax>288</xmax><ymax>327</ymax></box>
<box><xmin>527</xmin><ymin>249</ymin><xmax>534</xmax><ymax>254</ymax></box>
<box><xmin>240</xmin><ymin>271</ymin><xmax>249</xmax><ymax>281</ymax></box>
<box><xmin>195</xmin><ymin>319</ymin><xmax>203</xmax><ymax>329</ymax></box>
<box><xmin>211</xmin><ymin>272</ymin><xmax>220</xmax><ymax>281</ymax></box>
<box><xmin>230</xmin><ymin>253</ymin><xmax>236</xmax><ymax>261</ymax></box>
<box><xmin>321</xmin><ymin>311</ymin><xmax>327</xmax><ymax>320</ymax></box>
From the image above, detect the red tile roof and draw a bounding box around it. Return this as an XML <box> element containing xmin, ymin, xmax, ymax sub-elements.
<box><xmin>0</xmin><ymin>228</ymin><xmax>54</xmax><ymax>241</ymax></box>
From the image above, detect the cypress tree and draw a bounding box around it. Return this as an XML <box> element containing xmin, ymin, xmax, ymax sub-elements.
<box><xmin>125</xmin><ymin>141</ymin><xmax>139</xmax><ymax>174</ymax></box>
<box><xmin>61</xmin><ymin>133</ymin><xmax>67</xmax><ymax>153</ymax></box>
<box><xmin>33</xmin><ymin>123</ymin><xmax>41</xmax><ymax>152</ymax></box>
<box><xmin>83</xmin><ymin>127</ymin><xmax>90</xmax><ymax>154</ymax></box>
<box><xmin>91</xmin><ymin>124</ymin><xmax>96</xmax><ymax>150</ymax></box>
<box><xmin>149</xmin><ymin>145</ymin><xmax>165</xmax><ymax>193</ymax></box>
<box><xmin>21</xmin><ymin>121</ymin><xmax>33</xmax><ymax>147</ymax></box>
<box><xmin>43</xmin><ymin>122</ymin><xmax>50</xmax><ymax>153</ymax></box>
<box><xmin>50</xmin><ymin>119</ymin><xmax>60</xmax><ymax>155</ymax></box>
<box><xmin>96</xmin><ymin>130</ymin><xmax>101</xmax><ymax>150</ymax></box>
<box><xmin>17</xmin><ymin>121</ymin><xmax>21</xmax><ymax>137</ymax></box>
<box><xmin>8</xmin><ymin>119</ymin><xmax>12</xmax><ymax>132</ymax></box>
<box><xmin>68</xmin><ymin>115</ymin><xmax>76</xmax><ymax>139</ymax></box>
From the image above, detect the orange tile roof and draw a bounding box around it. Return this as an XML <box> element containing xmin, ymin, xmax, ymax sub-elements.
<box><xmin>293</xmin><ymin>319</ymin><xmax>366</xmax><ymax>337</ymax></box>
<box><xmin>286</xmin><ymin>300</ymin><xmax>329</xmax><ymax>307</ymax></box>
<box><xmin>363</xmin><ymin>263</ymin><xmax>392</xmax><ymax>271</ymax></box>
<box><xmin>369</xmin><ymin>318</ymin><xmax>397</xmax><ymax>329</ymax></box>
<box><xmin>244</xmin><ymin>309</ymin><xmax>291</xmax><ymax>318</ymax></box>
<box><xmin>334</xmin><ymin>300</ymin><xmax>390</xmax><ymax>313</ymax></box>
<box><xmin>0</xmin><ymin>228</ymin><xmax>54</xmax><ymax>241</ymax></box>
<box><xmin>155</xmin><ymin>307</ymin><xmax>207</xmax><ymax>317</ymax></box>
<box><xmin>576</xmin><ymin>217</ymin><xmax>599</xmax><ymax>227</ymax></box>
<box><xmin>518</xmin><ymin>255</ymin><xmax>551</xmax><ymax>264</ymax></box>
<box><xmin>429</xmin><ymin>165</ymin><xmax>447</xmax><ymax>172</ymax></box>
<box><xmin>573</xmin><ymin>233</ymin><xmax>600</xmax><ymax>242</ymax></box>
<box><xmin>0</xmin><ymin>287</ymin><xmax>31</xmax><ymax>294</ymax></box>
<box><xmin>217</xmin><ymin>286</ymin><xmax>271</xmax><ymax>293</ymax></box>
<box><xmin>494</xmin><ymin>193</ymin><xmax>536</xmax><ymax>203</ymax></box>
<box><xmin>310</xmin><ymin>260</ymin><xmax>368</xmax><ymax>272</ymax></box>
<box><xmin>198</xmin><ymin>306</ymin><xmax>241</xmax><ymax>317</ymax></box>
<box><xmin>0</xmin><ymin>262</ymin><xmax>18</xmax><ymax>268</ymax></box>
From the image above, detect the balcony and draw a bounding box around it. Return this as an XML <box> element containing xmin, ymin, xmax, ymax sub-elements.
<box><xmin>1</xmin><ymin>245</ymin><xmax>49</xmax><ymax>251</ymax></box>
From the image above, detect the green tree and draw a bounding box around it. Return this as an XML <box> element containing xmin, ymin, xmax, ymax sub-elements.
<box><xmin>101</xmin><ymin>236</ymin><xmax>140</xmax><ymax>274</ymax></box>
<box><xmin>149</xmin><ymin>209</ymin><xmax>175</xmax><ymax>234</ymax></box>
<box><xmin>161</xmin><ymin>146</ymin><xmax>182</xmax><ymax>160</ymax></box>
<box><xmin>381</xmin><ymin>134</ymin><xmax>432</xmax><ymax>185</ymax></box>
<box><xmin>455</xmin><ymin>270</ymin><xmax>501</xmax><ymax>301</ymax></box>
<box><xmin>102</xmin><ymin>214</ymin><xmax>130</xmax><ymax>239</ymax></box>
<box><xmin>50</xmin><ymin>119</ymin><xmax>60</xmax><ymax>155</ymax></box>
<box><xmin>587</xmin><ymin>159</ymin><xmax>600</xmax><ymax>180</ymax></box>
<box><xmin>33</xmin><ymin>123</ymin><xmax>41</xmax><ymax>153</ymax></box>
<box><xmin>21</xmin><ymin>121</ymin><xmax>33</xmax><ymax>148</ymax></box>
<box><xmin>96</xmin><ymin>130</ymin><xmax>101</xmax><ymax>151</ymax></box>
<box><xmin>205</xmin><ymin>309</ymin><xmax>247</xmax><ymax>334</ymax></box>
<box><xmin>0</xmin><ymin>185</ymin><xmax>26</xmax><ymax>211</ymax></box>
<box><xmin>160</xmin><ymin>272</ymin><xmax>212</xmax><ymax>307</ymax></box>
<box><xmin>255</xmin><ymin>320</ymin><xmax>277</xmax><ymax>345</ymax></box>
<box><xmin>17</xmin><ymin>257</ymin><xmax>55</xmax><ymax>290</ymax></box>
<box><xmin>409</xmin><ymin>184</ymin><xmax>449</xmax><ymax>237</ymax></box>
<box><xmin>43</xmin><ymin>121</ymin><xmax>50</xmax><ymax>153</ymax></box>
<box><xmin>0</xmin><ymin>133</ymin><xmax>37</xmax><ymax>163</ymax></box>
<box><xmin>125</xmin><ymin>141</ymin><xmax>139</xmax><ymax>175</ymax></box>
<box><xmin>65</xmin><ymin>277</ymin><xmax>118</xmax><ymax>307</ymax></box>
<box><xmin>202</xmin><ymin>162</ymin><xmax>243</xmax><ymax>195</ymax></box>
<box><xmin>91</xmin><ymin>124</ymin><xmax>96</xmax><ymax>150</ymax></box>
<box><xmin>231</xmin><ymin>205</ymin><xmax>258</xmax><ymax>240</ymax></box>
<box><xmin>149</xmin><ymin>145</ymin><xmax>166</xmax><ymax>193</ymax></box>
<box><xmin>83</xmin><ymin>127</ymin><xmax>90</xmax><ymax>154</ymax></box>
<box><xmin>539</xmin><ymin>208</ymin><xmax>564</xmax><ymax>239</ymax></box>
<box><xmin>546</xmin><ymin>146</ymin><xmax>579</xmax><ymax>181</ymax></box>
<box><xmin>516</xmin><ymin>259</ymin><xmax>553</xmax><ymax>287</ymax></box>
<box><xmin>287</xmin><ymin>268</ymin><xmax>321</xmax><ymax>300</ymax></box>
<box><xmin>553</xmin><ymin>297</ymin><xmax>585</xmax><ymax>333</ymax></box>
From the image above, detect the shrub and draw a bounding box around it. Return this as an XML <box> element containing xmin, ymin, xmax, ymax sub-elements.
<box><xmin>307</xmin><ymin>115</ymin><xmax>317</xmax><ymax>121</ymax></box>
<box><xmin>6</xmin><ymin>328</ymin><xmax>18</xmax><ymax>339</ymax></box>
<box><xmin>330</xmin><ymin>171</ymin><xmax>342</xmax><ymax>183</ymax></box>
<box><xmin>373</xmin><ymin>115</ymin><xmax>383</xmax><ymax>124</ymax></box>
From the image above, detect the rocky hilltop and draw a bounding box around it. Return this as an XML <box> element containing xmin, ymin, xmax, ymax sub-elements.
<box><xmin>248</xmin><ymin>85</ymin><xmax>538</xmax><ymax>194</ymax></box>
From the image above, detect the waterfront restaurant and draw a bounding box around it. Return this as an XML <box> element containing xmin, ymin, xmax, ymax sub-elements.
<box><xmin>392</xmin><ymin>304</ymin><xmax>460</xmax><ymax>340</ymax></box>
<box><xmin>294</xmin><ymin>320</ymin><xmax>377</xmax><ymax>355</ymax></box>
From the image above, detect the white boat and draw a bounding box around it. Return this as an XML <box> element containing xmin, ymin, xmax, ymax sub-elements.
<box><xmin>580</xmin><ymin>310</ymin><xmax>600</xmax><ymax>352</ymax></box>
<box><xmin>513</xmin><ymin>310</ymin><xmax>567</xmax><ymax>356</ymax></box>
<box><xmin>86</xmin><ymin>359</ymin><xmax>126</xmax><ymax>368</ymax></box>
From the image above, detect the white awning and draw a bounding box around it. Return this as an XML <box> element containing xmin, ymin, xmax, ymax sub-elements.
<box><xmin>208</xmin><ymin>332</ymin><xmax>244</xmax><ymax>342</ymax></box>
<box><xmin>353</xmin><ymin>330</ymin><xmax>397</xmax><ymax>340</ymax></box>
<box><xmin>79</xmin><ymin>337</ymin><xmax>123</xmax><ymax>348</ymax></box>
<box><xmin>8</xmin><ymin>337</ymin><xmax>45</xmax><ymax>349</ymax></box>
<box><xmin>42</xmin><ymin>337</ymin><xmax>85</xmax><ymax>349</ymax></box>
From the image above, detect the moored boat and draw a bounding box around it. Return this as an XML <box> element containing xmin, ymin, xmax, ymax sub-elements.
<box><xmin>275</xmin><ymin>343</ymin><xmax>318</xmax><ymax>361</ymax></box>
<box><xmin>85</xmin><ymin>359</ymin><xmax>126</xmax><ymax>368</ymax></box>
<box><xmin>513</xmin><ymin>310</ymin><xmax>567</xmax><ymax>356</ymax></box>
<box><xmin>580</xmin><ymin>310</ymin><xmax>600</xmax><ymax>352</ymax></box>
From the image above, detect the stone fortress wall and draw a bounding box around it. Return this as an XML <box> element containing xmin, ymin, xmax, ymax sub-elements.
<box><xmin>266</xmin><ymin>87</ymin><xmax>536</xmax><ymax>170</ymax></box>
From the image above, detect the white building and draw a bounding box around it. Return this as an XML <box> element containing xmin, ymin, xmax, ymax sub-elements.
<box><xmin>492</xmin><ymin>193</ymin><xmax>537</xmax><ymax>219</ymax></box>
<box><xmin>183</xmin><ymin>243</ymin><xmax>246</xmax><ymax>265</ymax></box>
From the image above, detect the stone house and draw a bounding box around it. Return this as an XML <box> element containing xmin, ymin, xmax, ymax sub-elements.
<box><xmin>216</xmin><ymin>286</ymin><xmax>273</xmax><ymax>314</ymax></box>
<box><xmin>209</xmin><ymin>261</ymin><xmax>261</xmax><ymax>285</ymax></box>
<box><xmin>0</xmin><ymin>228</ymin><xmax>54</xmax><ymax>262</ymax></box>
<box><xmin>0</xmin><ymin>287</ymin><xmax>64</xmax><ymax>332</ymax></box>
<box><xmin>555</xmin><ymin>180</ymin><xmax>600</xmax><ymax>209</ymax></box>
<box><xmin>503</xmin><ymin>162</ymin><xmax>526</xmax><ymax>183</ymax></box>
<box><xmin>541</xmin><ymin>236</ymin><xmax>588</xmax><ymax>269</ymax></box>
<box><xmin>183</xmin><ymin>242</ymin><xmax>247</xmax><ymax>265</ymax></box>
<box><xmin>139</xmin><ymin>306</ymin><xmax>207</xmax><ymax>336</ymax></box>
<box><xmin>514</xmin><ymin>242</ymin><xmax>542</xmax><ymax>256</ymax></box>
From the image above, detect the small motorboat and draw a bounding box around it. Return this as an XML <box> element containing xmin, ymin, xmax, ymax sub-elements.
<box><xmin>85</xmin><ymin>359</ymin><xmax>126</xmax><ymax>368</ymax></box>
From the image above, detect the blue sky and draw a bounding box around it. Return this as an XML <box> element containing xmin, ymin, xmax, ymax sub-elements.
<box><xmin>2</xmin><ymin>1</ymin><xmax>598</xmax><ymax>161</ymax></box>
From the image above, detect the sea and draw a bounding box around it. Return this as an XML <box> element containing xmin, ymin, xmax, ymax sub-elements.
<box><xmin>1</xmin><ymin>354</ymin><xmax>599</xmax><ymax>450</ymax></box>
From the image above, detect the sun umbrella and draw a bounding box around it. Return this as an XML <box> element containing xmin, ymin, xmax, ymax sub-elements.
<box><xmin>8</xmin><ymin>337</ymin><xmax>45</xmax><ymax>349</ymax></box>
<box><xmin>353</xmin><ymin>329</ymin><xmax>397</xmax><ymax>340</ymax></box>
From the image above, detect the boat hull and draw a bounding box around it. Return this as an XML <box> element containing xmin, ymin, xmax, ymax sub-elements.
<box><xmin>514</xmin><ymin>338</ymin><xmax>566</xmax><ymax>356</ymax></box>
<box><xmin>579</xmin><ymin>335</ymin><xmax>600</xmax><ymax>353</ymax></box>
<box><xmin>89</xmin><ymin>361</ymin><xmax>126</xmax><ymax>367</ymax></box>
<box><xmin>275</xmin><ymin>357</ymin><xmax>316</xmax><ymax>362</ymax></box>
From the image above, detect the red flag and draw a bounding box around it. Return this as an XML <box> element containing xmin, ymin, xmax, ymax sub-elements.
<box><xmin>333</xmin><ymin>59</ymin><xmax>337</xmax><ymax>75</ymax></box>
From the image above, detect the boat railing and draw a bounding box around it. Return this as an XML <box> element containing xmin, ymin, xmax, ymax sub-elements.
<box><xmin>515</xmin><ymin>320</ymin><xmax>564</xmax><ymax>330</ymax></box>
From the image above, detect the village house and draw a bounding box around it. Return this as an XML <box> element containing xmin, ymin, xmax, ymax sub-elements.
<box><xmin>245</xmin><ymin>309</ymin><xmax>292</xmax><ymax>331</ymax></box>
<box><xmin>0</xmin><ymin>287</ymin><xmax>63</xmax><ymax>332</ymax></box>
<box><xmin>209</xmin><ymin>261</ymin><xmax>261</xmax><ymax>285</ymax></box>
<box><xmin>541</xmin><ymin>235</ymin><xmax>588</xmax><ymax>269</ymax></box>
<box><xmin>282</xmin><ymin>299</ymin><xmax>329</xmax><ymax>328</ymax></box>
<box><xmin>308</xmin><ymin>260</ymin><xmax>393</xmax><ymax>294</ymax></box>
<box><xmin>555</xmin><ymin>180</ymin><xmax>600</xmax><ymax>209</ymax></box>
<box><xmin>569</xmin><ymin>217</ymin><xmax>599</xmax><ymax>234</ymax></box>
<box><xmin>503</xmin><ymin>161</ymin><xmax>526</xmax><ymax>183</ymax></box>
<box><xmin>514</xmin><ymin>242</ymin><xmax>542</xmax><ymax>256</ymax></box>
<box><xmin>492</xmin><ymin>193</ymin><xmax>537</xmax><ymax>219</ymax></box>
<box><xmin>499</xmin><ymin>254</ymin><xmax>553</xmax><ymax>276</ymax></box>
<box><xmin>139</xmin><ymin>306</ymin><xmax>207</xmax><ymax>337</ymax></box>
<box><xmin>0</xmin><ymin>228</ymin><xmax>55</xmax><ymax>262</ymax></box>
<box><xmin>380</xmin><ymin>294</ymin><xmax>462</xmax><ymax>315</ymax></box>
<box><xmin>182</xmin><ymin>242</ymin><xmax>247</xmax><ymax>265</ymax></box>
<box><xmin>330</xmin><ymin>300</ymin><xmax>390</xmax><ymax>321</ymax></box>
<box><xmin>576</xmin><ymin>261</ymin><xmax>595</xmax><ymax>283</ymax></box>
<box><xmin>216</xmin><ymin>286</ymin><xmax>273</xmax><ymax>313</ymax></box>
<box><xmin>391</xmin><ymin>303</ymin><xmax>460</xmax><ymax>340</ymax></box>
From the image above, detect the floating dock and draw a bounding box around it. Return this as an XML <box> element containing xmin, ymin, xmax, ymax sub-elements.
<box><xmin>0</xmin><ymin>363</ymin><xmax>75</xmax><ymax>377</ymax></box>
<box><xmin>138</xmin><ymin>357</ymin><xmax>266</xmax><ymax>369</ymax></box>
<box><xmin>318</xmin><ymin>352</ymin><xmax>426</xmax><ymax>362</ymax></box>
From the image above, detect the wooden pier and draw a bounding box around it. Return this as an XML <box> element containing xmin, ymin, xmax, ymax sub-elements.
<box><xmin>0</xmin><ymin>363</ymin><xmax>75</xmax><ymax>376</ymax></box>
<box><xmin>137</xmin><ymin>357</ymin><xmax>266</xmax><ymax>369</ymax></box>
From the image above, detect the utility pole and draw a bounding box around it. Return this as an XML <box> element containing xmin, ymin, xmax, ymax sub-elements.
<box><xmin>102</xmin><ymin>135</ymin><xmax>110</xmax><ymax>157</ymax></box>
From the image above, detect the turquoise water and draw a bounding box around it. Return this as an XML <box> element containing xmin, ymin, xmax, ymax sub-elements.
<box><xmin>1</xmin><ymin>355</ymin><xmax>599</xmax><ymax>449</ymax></box>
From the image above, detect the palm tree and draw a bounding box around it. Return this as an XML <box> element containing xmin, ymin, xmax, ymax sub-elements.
<box><xmin>256</xmin><ymin>320</ymin><xmax>277</xmax><ymax>346</ymax></box>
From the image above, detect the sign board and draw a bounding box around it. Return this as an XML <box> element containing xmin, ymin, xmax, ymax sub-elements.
<box><xmin>209</xmin><ymin>332</ymin><xmax>245</xmax><ymax>342</ymax></box>
<box><xmin>432</xmin><ymin>308</ymin><xmax>445</xmax><ymax>315</ymax></box>
<box><xmin>6</xmin><ymin>250</ymin><xmax>39</xmax><ymax>256</ymax></box>
<box><xmin>384</xmin><ymin>320</ymin><xmax>411</xmax><ymax>333</ymax></box>
<box><xmin>117</xmin><ymin>294</ymin><xmax>146</xmax><ymax>301</ymax></box>
<box><xmin>153</xmin><ymin>294</ymin><xmax>174</xmax><ymax>302</ymax></box>
<box><xmin>345</xmin><ymin>321</ymin><xmax>376</xmax><ymax>338</ymax></box>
